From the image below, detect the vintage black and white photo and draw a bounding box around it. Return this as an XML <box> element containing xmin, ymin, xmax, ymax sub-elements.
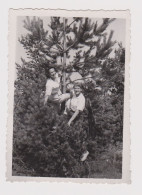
<box><xmin>8</xmin><ymin>9</ymin><xmax>130</xmax><ymax>182</ymax></box>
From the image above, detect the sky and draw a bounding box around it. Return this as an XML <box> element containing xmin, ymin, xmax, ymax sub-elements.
<box><xmin>16</xmin><ymin>16</ymin><xmax>126</xmax><ymax>65</ymax></box>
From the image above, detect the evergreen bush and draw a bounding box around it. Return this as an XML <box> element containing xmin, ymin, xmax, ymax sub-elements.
<box><xmin>12</xmin><ymin>16</ymin><xmax>124</xmax><ymax>178</ymax></box>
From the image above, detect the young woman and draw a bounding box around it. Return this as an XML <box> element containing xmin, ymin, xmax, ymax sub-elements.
<box><xmin>44</xmin><ymin>67</ymin><xmax>70</xmax><ymax>107</ymax></box>
<box><xmin>64</xmin><ymin>84</ymin><xmax>85</xmax><ymax>126</ymax></box>
<box><xmin>64</xmin><ymin>84</ymin><xmax>89</xmax><ymax>161</ymax></box>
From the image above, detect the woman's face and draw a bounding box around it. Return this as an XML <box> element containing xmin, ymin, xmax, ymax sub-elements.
<box><xmin>74</xmin><ymin>86</ymin><xmax>81</xmax><ymax>96</ymax></box>
<box><xmin>49</xmin><ymin>68</ymin><xmax>56</xmax><ymax>79</ymax></box>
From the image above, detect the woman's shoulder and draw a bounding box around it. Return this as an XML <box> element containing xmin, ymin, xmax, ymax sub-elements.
<box><xmin>79</xmin><ymin>93</ymin><xmax>85</xmax><ymax>100</ymax></box>
<box><xmin>46</xmin><ymin>78</ymin><xmax>52</xmax><ymax>85</ymax></box>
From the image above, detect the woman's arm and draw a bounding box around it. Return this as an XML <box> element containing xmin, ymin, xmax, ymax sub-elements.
<box><xmin>44</xmin><ymin>94</ymin><xmax>49</xmax><ymax>105</ymax></box>
<box><xmin>68</xmin><ymin>110</ymin><xmax>80</xmax><ymax>126</ymax></box>
<box><xmin>44</xmin><ymin>80</ymin><xmax>52</xmax><ymax>105</ymax></box>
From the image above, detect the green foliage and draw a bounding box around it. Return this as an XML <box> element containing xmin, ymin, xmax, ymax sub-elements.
<box><xmin>19</xmin><ymin>17</ymin><xmax>116</xmax><ymax>70</ymax></box>
<box><xmin>13</xmin><ymin>16</ymin><xmax>124</xmax><ymax>178</ymax></box>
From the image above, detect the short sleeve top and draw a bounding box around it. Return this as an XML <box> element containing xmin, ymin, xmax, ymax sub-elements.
<box><xmin>45</xmin><ymin>74</ymin><xmax>61</xmax><ymax>96</ymax></box>
<box><xmin>70</xmin><ymin>93</ymin><xmax>85</xmax><ymax>112</ymax></box>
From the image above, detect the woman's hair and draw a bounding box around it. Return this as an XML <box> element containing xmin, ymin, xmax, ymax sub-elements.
<box><xmin>46</xmin><ymin>66</ymin><xmax>57</xmax><ymax>78</ymax></box>
<box><xmin>73</xmin><ymin>83</ymin><xmax>83</xmax><ymax>89</ymax></box>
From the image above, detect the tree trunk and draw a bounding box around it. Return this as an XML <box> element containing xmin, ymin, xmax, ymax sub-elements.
<box><xmin>62</xmin><ymin>17</ymin><xmax>66</xmax><ymax>94</ymax></box>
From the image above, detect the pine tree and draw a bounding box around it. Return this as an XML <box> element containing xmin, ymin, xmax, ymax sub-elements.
<box><xmin>19</xmin><ymin>17</ymin><xmax>116</xmax><ymax>91</ymax></box>
<box><xmin>13</xmin><ymin>16</ymin><xmax>124</xmax><ymax>178</ymax></box>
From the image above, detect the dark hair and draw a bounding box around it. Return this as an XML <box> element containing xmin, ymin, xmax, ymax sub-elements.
<box><xmin>46</xmin><ymin>66</ymin><xmax>57</xmax><ymax>78</ymax></box>
<box><xmin>73</xmin><ymin>83</ymin><xmax>82</xmax><ymax>89</ymax></box>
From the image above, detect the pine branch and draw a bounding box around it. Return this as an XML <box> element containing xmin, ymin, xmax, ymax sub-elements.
<box><xmin>93</xmin><ymin>18</ymin><xmax>115</xmax><ymax>36</ymax></box>
<box><xmin>66</xmin><ymin>40</ymin><xmax>78</xmax><ymax>52</ymax></box>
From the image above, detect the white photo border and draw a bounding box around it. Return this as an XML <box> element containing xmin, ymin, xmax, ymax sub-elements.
<box><xmin>7</xmin><ymin>9</ymin><xmax>131</xmax><ymax>183</ymax></box>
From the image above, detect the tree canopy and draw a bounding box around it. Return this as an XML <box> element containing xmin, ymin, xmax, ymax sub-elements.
<box><xmin>13</xmin><ymin>16</ymin><xmax>125</xmax><ymax>178</ymax></box>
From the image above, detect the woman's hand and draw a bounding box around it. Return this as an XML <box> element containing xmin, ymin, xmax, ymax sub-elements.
<box><xmin>67</xmin><ymin>110</ymin><xmax>80</xmax><ymax>126</ymax></box>
<box><xmin>44</xmin><ymin>95</ymin><xmax>49</xmax><ymax>106</ymax></box>
<box><xmin>43</xmin><ymin>100</ymin><xmax>47</xmax><ymax>106</ymax></box>
<box><xmin>67</xmin><ymin>120</ymin><xmax>72</xmax><ymax>127</ymax></box>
